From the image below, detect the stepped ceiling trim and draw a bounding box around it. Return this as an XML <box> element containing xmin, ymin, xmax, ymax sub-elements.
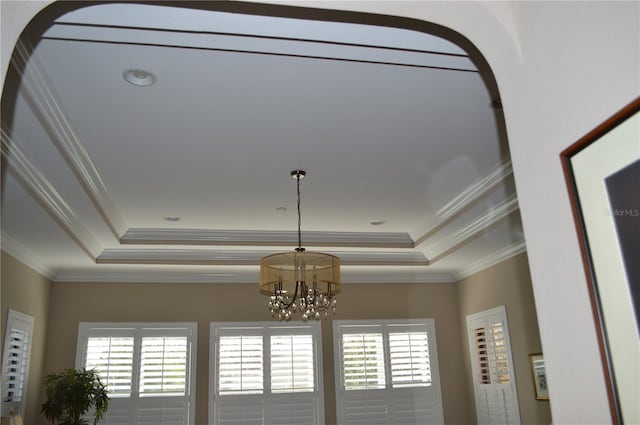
<box><xmin>14</xmin><ymin>39</ymin><xmax>127</xmax><ymax>238</ymax></box>
<box><xmin>121</xmin><ymin>228</ymin><xmax>414</xmax><ymax>248</ymax></box>
<box><xmin>1</xmin><ymin>130</ymin><xmax>102</xmax><ymax>259</ymax></box>
<box><xmin>454</xmin><ymin>240</ymin><xmax>527</xmax><ymax>281</ymax></box>
<box><xmin>425</xmin><ymin>194</ymin><xmax>520</xmax><ymax>263</ymax></box>
<box><xmin>1</xmin><ymin>233</ymin><xmax>55</xmax><ymax>279</ymax></box>
<box><xmin>97</xmin><ymin>248</ymin><xmax>427</xmax><ymax>266</ymax></box>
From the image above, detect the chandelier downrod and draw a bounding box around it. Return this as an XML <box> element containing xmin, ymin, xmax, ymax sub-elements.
<box><xmin>259</xmin><ymin>170</ymin><xmax>341</xmax><ymax>321</ymax></box>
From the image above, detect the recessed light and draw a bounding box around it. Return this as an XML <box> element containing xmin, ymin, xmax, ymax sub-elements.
<box><xmin>123</xmin><ymin>68</ymin><xmax>156</xmax><ymax>87</ymax></box>
<box><xmin>370</xmin><ymin>219</ymin><xmax>386</xmax><ymax>226</ymax></box>
<box><xmin>275</xmin><ymin>206</ymin><xmax>287</xmax><ymax>212</ymax></box>
<box><xmin>164</xmin><ymin>216</ymin><xmax>181</xmax><ymax>222</ymax></box>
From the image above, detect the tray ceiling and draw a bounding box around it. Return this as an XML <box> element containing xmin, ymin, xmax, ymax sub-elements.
<box><xmin>1</xmin><ymin>2</ymin><xmax>524</xmax><ymax>284</ymax></box>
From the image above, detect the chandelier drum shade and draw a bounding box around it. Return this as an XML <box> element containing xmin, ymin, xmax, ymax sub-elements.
<box><xmin>260</xmin><ymin>170</ymin><xmax>341</xmax><ymax>320</ymax></box>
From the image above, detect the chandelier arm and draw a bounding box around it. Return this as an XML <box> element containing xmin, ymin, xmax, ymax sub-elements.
<box><xmin>280</xmin><ymin>281</ymin><xmax>300</xmax><ymax>310</ymax></box>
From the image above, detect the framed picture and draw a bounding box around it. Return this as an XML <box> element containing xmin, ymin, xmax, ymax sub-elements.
<box><xmin>528</xmin><ymin>353</ymin><xmax>548</xmax><ymax>400</ymax></box>
<box><xmin>560</xmin><ymin>97</ymin><xmax>640</xmax><ymax>425</ymax></box>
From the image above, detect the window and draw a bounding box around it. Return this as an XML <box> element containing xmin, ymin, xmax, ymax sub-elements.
<box><xmin>1</xmin><ymin>309</ymin><xmax>34</xmax><ymax>417</ymax></box>
<box><xmin>76</xmin><ymin>322</ymin><xmax>197</xmax><ymax>425</ymax></box>
<box><xmin>466</xmin><ymin>306</ymin><xmax>521</xmax><ymax>425</ymax></box>
<box><xmin>333</xmin><ymin>319</ymin><xmax>444</xmax><ymax>425</ymax></box>
<box><xmin>210</xmin><ymin>322</ymin><xmax>324</xmax><ymax>425</ymax></box>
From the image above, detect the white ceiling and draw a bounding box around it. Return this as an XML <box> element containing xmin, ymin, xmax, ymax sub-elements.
<box><xmin>1</xmin><ymin>2</ymin><xmax>524</xmax><ymax>284</ymax></box>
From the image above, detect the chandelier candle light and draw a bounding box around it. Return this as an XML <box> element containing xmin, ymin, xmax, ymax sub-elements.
<box><xmin>260</xmin><ymin>170</ymin><xmax>341</xmax><ymax>320</ymax></box>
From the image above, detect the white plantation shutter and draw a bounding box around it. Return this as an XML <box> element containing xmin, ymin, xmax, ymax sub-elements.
<box><xmin>1</xmin><ymin>310</ymin><xmax>34</xmax><ymax>417</ymax></box>
<box><xmin>341</xmin><ymin>333</ymin><xmax>386</xmax><ymax>390</ymax></box>
<box><xmin>334</xmin><ymin>320</ymin><xmax>444</xmax><ymax>425</ymax></box>
<box><xmin>467</xmin><ymin>306</ymin><xmax>521</xmax><ymax>425</ymax></box>
<box><xmin>210</xmin><ymin>322</ymin><xmax>324</xmax><ymax>425</ymax></box>
<box><xmin>139</xmin><ymin>336</ymin><xmax>188</xmax><ymax>396</ymax></box>
<box><xmin>76</xmin><ymin>323</ymin><xmax>197</xmax><ymax>425</ymax></box>
<box><xmin>218</xmin><ymin>335</ymin><xmax>264</xmax><ymax>395</ymax></box>
<box><xmin>389</xmin><ymin>332</ymin><xmax>431</xmax><ymax>388</ymax></box>
<box><xmin>270</xmin><ymin>334</ymin><xmax>314</xmax><ymax>393</ymax></box>
<box><xmin>86</xmin><ymin>336</ymin><xmax>134</xmax><ymax>396</ymax></box>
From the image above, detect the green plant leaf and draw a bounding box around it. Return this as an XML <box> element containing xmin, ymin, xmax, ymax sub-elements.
<box><xmin>41</xmin><ymin>368</ymin><xmax>110</xmax><ymax>425</ymax></box>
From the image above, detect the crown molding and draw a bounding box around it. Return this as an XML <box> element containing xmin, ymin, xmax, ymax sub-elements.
<box><xmin>1</xmin><ymin>233</ymin><xmax>56</xmax><ymax>279</ymax></box>
<box><xmin>53</xmin><ymin>269</ymin><xmax>456</xmax><ymax>284</ymax></box>
<box><xmin>425</xmin><ymin>194</ymin><xmax>519</xmax><ymax>263</ymax></box>
<box><xmin>453</xmin><ymin>240</ymin><xmax>527</xmax><ymax>281</ymax></box>
<box><xmin>121</xmin><ymin>228</ymin><xmax>415</xmax><ymax>248</ymax></box>
<box><xmin>414</xmin><ymin>159</ymin><xmax>513</xmax><ymax>244</ymax></box>
<box><xmin>12</xmin><ymin>39</ymin><xmax>127</xmax><ymax>238</ymax></box>
<box><xmin>1</xmin><ymin>131</ymin><xmax>102</xmax><ymax>259</ymax></box>
<box><xmin>97</xmin><ymin>248</ymin><xmax>427</xmax><ymax>266</ymax></box>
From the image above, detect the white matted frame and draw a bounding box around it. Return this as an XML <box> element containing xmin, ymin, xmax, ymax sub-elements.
<box><xmin>561</xmin><ymin>97</ymin><xmax>640</xmax><ymax>425</ymax></box>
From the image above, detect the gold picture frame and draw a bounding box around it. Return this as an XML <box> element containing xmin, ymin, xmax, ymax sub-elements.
<box><xmin>528</xmin><ymin>353</ymin><xmax>548</xmax><ymax>401</ymax></box>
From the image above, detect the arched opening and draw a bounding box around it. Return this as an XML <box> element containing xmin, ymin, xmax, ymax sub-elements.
<box><xmin>1</xmin><ymin>2</ymin><xmax>548</xmax><ymax>425</ymax></box>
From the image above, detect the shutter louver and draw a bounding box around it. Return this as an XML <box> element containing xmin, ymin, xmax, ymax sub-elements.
<box><xmin>136</xmin><ymin>398</ymin><xmax>190</xmax><ymax>425</ymax></box>
<box><xmin>3</xmin><ymin>329</ymin><xmax>29</xmax><ymax>402</ymax></box>
<box><xmin>342</xmin><ymin>333</ymin><xmax>386</xmax><ymax>390</ymax></box>
<box><xmin>86</xmin><ymin>337</ymin><xmax>134</xmax><ymax>397</ymax></box>
<box><xmin>216</xmin><ymin>395</ymin><xmax>264</xmax><ymax>425</ymax></box>
<box><xmin>140</xmin><ymin>337</ymin><xmax>188</xmax><ymax>396</ymax></box>
<box><xmin>270</xmin><ymin>393</ymin><xmax>319</xmax><ymax>425</ymax></box>
<box><xmin>389</xmin><ymin>332</ymin><xmax>431</xmax><ymax>388</ymax></box>
<box><xmin>218</xmin><ymin>336</ymin><xmax>263</xmax><ymax>395</ymax></box>
<box><xmin>270</xmin><ymin>334</ymin><xmax>314</xmax><ymax>393</ymax></box>
<box><xmin>489</xmin><ymin>324</ymin><xmax>510</xmax><ymax>384</ymax></box>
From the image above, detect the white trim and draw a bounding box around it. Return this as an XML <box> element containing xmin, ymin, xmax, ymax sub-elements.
<box><xmin>53</xmin><ymin>269</ymin><xmax>458</xmax><ymax>284</ymax></box>
<box><xmin>13</xmin><ymin>39</ymin><xmax>127</xmax><ymax>238</ymax></box>
<box><xmin>454</xmin><ymin>240</ymin><xmax>527</xmax><ymax>281</ymax></box>
<box><xmin>121</xmin><ymin>228</ymin><xmax>414</xmax><ymax>248</ymax></box>
<box><xmin>1</xmin><ymin>131</ymin><xmax>103</xmax><ymax>259</ymax></box>
<box><xmin>424</xmin><ymin>194</ymin><xmax>520</xmax><ymax>261</ymax></box>
<box><xmin>1</xmin><ymin>233</ymin><xmax>55</xmax><ymax>279</ymax></box>
<box><xmin>413</xmin><ymin>159</ymin><xmax>513</xmax><ymax>241</ymax></box>
<box><xmin>436</xmin><ymin>159</ymin><xmax>513</xmax><ymax>221</ymax></box>
<box><xmin>97</xmin><ymin>248</ymin><xmax>427</xmax><ymax>266</ymax></box>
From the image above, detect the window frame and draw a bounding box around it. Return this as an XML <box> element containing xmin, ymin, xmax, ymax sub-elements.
<box><xmin>333</xmin><ymin>319</ymin><xmax>444</xmax><ymax>425</ymax></box>
<box><xmin>76</xmin><ymin>322</ymin><xmax>197</xmax><ymax>425</ymax></box>
<box><xmin>209</xmin><ymin>321</ymin><xmax>324</xmax><ymax>425</ymax></box>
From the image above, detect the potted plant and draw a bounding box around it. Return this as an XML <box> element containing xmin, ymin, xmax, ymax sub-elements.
<box><xmin>41</xmin><ymin>368</ymin><xmax>109</xmax><ymax>425</ymax></box>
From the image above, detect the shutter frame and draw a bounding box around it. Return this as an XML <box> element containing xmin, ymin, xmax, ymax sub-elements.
<box><xmin>210</xmin><ymin>322</ymin><xmax>324</xmax><ymax>425</ymax></box>
<box><xmin>333</xmin><ymin>319</ymin><xmax>444</xmax><ymax>425</ymax></box>
<box><xmin>76</xmin><ymin>322</ymin><xmax>197</xmax><ymax>425</ymax></box>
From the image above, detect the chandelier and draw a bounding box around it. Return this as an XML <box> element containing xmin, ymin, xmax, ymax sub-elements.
<box><xmin>260</xmin><ymin>170</ymin><xmax>340</xmax><ymax>320</ymax></box>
